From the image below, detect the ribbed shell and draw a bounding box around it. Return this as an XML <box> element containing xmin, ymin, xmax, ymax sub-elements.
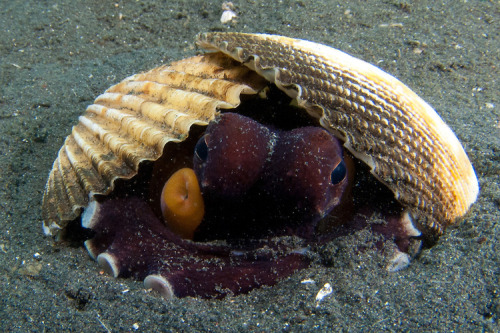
<box><xmin>43</xmin><ymin>32</ymin><xmax>479</xmax><ymax>240</ymax></box>
<box><xmin>197</xmin><ymin>32</ymin><xmax>478</xmax><ymax>237</ymax></box>
<box><xmin>42</xmin><ymin>52</ymin><xmax>266</xmax><ymax>235</ymax></box>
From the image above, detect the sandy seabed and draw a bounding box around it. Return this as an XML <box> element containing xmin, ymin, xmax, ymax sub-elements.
<box><xmin>0</xmin><ymin>1</ymin><xmax>498</xmax><ymax>331</ymax></box>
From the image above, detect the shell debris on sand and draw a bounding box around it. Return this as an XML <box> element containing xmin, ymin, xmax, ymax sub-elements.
<box><xmin>315</xmin><ymin>283</ymin><xmax>333</xmax><ymax>307</ymax></box>
<box><xmin>220</xmin><ymin>2</ymin><xmax>237</xmax><ymax>24</ymax></box>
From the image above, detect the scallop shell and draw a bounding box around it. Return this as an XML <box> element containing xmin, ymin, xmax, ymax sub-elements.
<box><xmin>42</xmin><ymin>32</ymin><xmax>478</xmax><ymax>240</ymax></box>
<box><xmin>42</xmin><ymin>52</ymin><xmax>267</xmax><ymax>234</ymax></box>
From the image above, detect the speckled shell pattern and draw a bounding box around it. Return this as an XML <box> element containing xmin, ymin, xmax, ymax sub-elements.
<box><xmin>42</xmin><ymin>32</ymin><xmax>478</xmax><ymax>239</ymax></box>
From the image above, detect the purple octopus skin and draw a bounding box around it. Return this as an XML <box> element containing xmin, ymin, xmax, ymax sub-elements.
<box><xmin>82</xmin><ymin>113</ymin><xmax>349</xmax><ymax>299</ymax></box>
<box><xmin>82</xmin><ymin>112</ymin><xmax>421</xmax><ymax>299</ymax></box>
<box><xmin>83</xmin><ymin>197</ymin><xmax>309</xmax><ymax>299</ymax></box>
<box><xmin>193</xmin><ymin>113</ymin><xmax>349</xmax><ymax>241</ymax></box>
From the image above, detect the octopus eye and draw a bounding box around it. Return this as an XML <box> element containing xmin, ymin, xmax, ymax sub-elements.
<box><xmin>194</xmin><ymin>135</ymin><xmax>209</xmax><ymax>162</ymax></box>
<box><xmin>330</xmin><ymin>160</ymin><xmax>347</xmax><ymax>185</ymax></box>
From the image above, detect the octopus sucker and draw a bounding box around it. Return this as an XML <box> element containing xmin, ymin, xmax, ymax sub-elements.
<box><xmin>42</xmin><ymin>33</ymin><xmax>479</xmax><ymax>299</ymax></box>
<box><xmin>160</xmin><ymin>168</ymin><xmax>205</xmax><ymax>240</ymax></box>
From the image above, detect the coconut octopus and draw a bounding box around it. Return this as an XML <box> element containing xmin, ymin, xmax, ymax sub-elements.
<box><xmin>42</xmin><ymin>33</ymin><xmax>479</xmax><ymax>299</ymax></box>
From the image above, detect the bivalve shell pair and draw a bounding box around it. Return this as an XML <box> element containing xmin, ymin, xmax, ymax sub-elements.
<box><xmin>42</xmin><ymin>32</ymin><xmax>479</xmax><ymax>243</ymax></box>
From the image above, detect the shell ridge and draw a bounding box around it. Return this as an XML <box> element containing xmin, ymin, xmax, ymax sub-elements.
<box><xmin>95</xmin><ymin>92</ymin><xmax>207</xmax><ymax>138</ymax></box>
<box><xmin>131</xmin><ymin>68</ymin><xmax>257</xmax><ymax>106</ymax></box>
<box><xmin>85</xmin><ymin>102</ymin><xmax>183</xmax><ymax>160</ymax></box>
<box><xmin>72</xmin><ymin>119</ymin><xmax>134</xmax><ymax>185</ymax></box>
<box><xmin>64</xmin><ymin>142</ymin><xmax>107</xmax><ymax>198</ymax></box>
<box><xmin>51</xmin><ymin>152</ymin><xmax>77</xmax><ymax>219</ymax></box>
<box><xmin>57</xmin><ymin>147</ymin><xmax>87</xmax><ymax>212</ymax></box>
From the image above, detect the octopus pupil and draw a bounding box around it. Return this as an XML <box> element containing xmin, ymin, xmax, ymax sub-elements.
<box><xmin>331</xmin><ymin>160</ymin><xmax>347</xmax><ymax>185</ymax></box>
<box><xmin>194</xmin><ymin>135</ymin><xmax>208</xmax><ymax>162</ymax></box>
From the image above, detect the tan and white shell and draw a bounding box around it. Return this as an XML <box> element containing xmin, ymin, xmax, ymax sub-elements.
<box><xmin>42</xmin><ymin>32</ymin><xmax>479</xmax><ymax>240</ymax></box>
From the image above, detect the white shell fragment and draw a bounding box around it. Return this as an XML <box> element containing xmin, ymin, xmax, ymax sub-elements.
<box><xmin>220</xmin><ymin>2</ymin><xmax>237</xmax><ymax>24</ymax></box>
<box><xmin>220</xmin><ymin>10</ymin><xmax>237</xmax><ymax>24</ymax></box>
<box><xmin>315</xmin><ymin>283</ymin><xmax>333</xmax><ymax>307</ymax></box>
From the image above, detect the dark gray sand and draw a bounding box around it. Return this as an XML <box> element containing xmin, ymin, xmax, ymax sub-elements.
<box><xmin>1</xmin><ymin>0</ymin><xmax>498</xmax><ymax>331</ymax></box>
